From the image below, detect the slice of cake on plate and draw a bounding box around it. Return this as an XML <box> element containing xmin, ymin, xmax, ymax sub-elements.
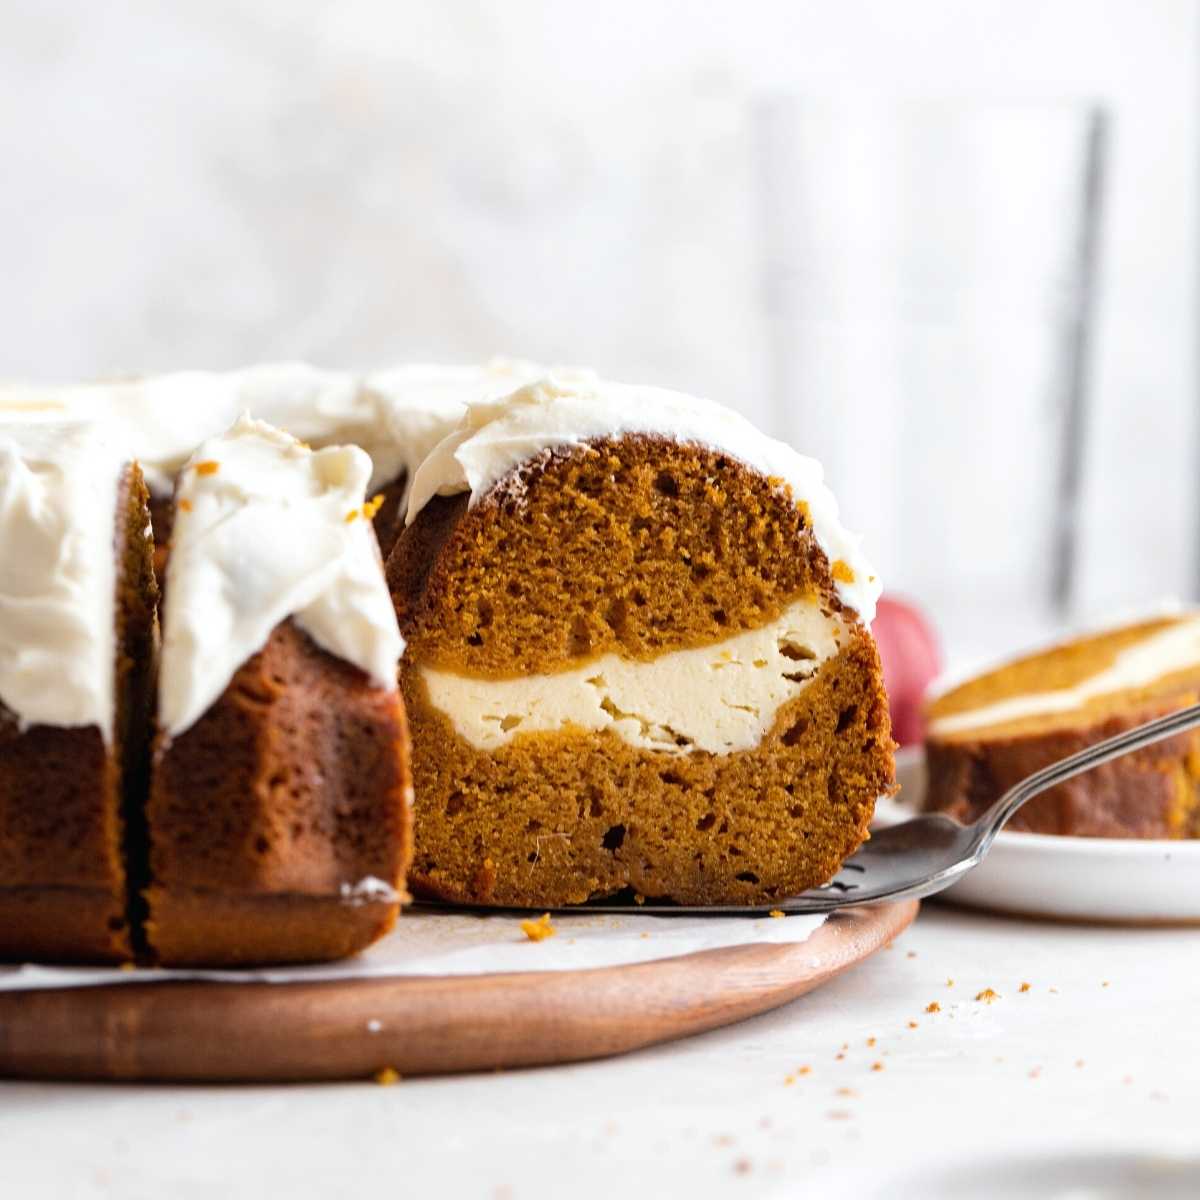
<box><xmin>0</xmin><ymin>422</ymin><xmax>157</xmax><ymax>962</ymax></box>
<box><xmin>924</xmin><ymin>614</ymin><xmax>1200</xmax><ymax>837</ymax></box>
<box><xmin>389</xmin><ymin>378</ymin><xmax>895</xmax><ymax>906</ymax></box>
<box><xmin>145</xmin><ymin>415</ymin><xmax>412</xmax><ymax>965</ymax></box>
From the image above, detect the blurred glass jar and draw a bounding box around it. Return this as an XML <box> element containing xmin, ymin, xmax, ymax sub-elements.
<box><xmin>754</xmin><ymin>99</ymin><xmax>1107</xmax><ymax>660</ymax></box>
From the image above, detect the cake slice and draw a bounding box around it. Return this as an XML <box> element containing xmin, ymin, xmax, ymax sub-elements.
<box><xmin>0</xmin><ymin>422</ymin><xmax>157</xmax><ymax>962</ymax></box>
<box><xmin>389</xmin><ymin>378</ymin><xmax>895</xmax><ymax>906</ymax></box>
<box><xmin>145</xmin><ymin>416</ymin><xmax>411</xmax><ymax>965</ymax></box>
<box><xmin>924</xmin><ymin>614</ymin><xmax>1200</xmax><ymax>838</ymax></box>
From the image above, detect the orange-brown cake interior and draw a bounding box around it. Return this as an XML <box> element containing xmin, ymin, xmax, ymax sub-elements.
<box><xmin>391</xmin><ymin>436</ymin><xmax>895</xmax><ymax>906</ymax></box>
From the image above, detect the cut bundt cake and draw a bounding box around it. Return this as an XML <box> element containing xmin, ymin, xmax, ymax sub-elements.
<box><xmin>925</xmin><ymin>614</ymin><xmax>1200</xmax><ymax>838</ymax></box>
<box><xmin>145</xmin><ymin>415</ymin><xmax>412</xmax><ymax>965</ymax></box>
<box><xmin>0</xmin><ymin>422</ymin><xmax>156</xmax><ymax>963</ymax></box>
<box><xmin>389</xmin><ymin>378</ymin><xmax>895</xmax><ymax>906</ymax></box>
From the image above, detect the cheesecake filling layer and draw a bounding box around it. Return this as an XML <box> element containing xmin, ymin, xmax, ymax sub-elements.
<box><xmin>929</xmin><ymin>614</ymin><xmax>1200</xmax><ymax>737</ymax></box>
<box><xmin>420</xmin><ymin>599</ymin><xmax>849</xmax><ymax>756</ymax></box>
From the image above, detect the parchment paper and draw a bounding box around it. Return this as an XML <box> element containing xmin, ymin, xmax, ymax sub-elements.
<box><xmin>0</xmin><ymin>908</ymin><xmax>827</xmax><ymax>992</ymax></box>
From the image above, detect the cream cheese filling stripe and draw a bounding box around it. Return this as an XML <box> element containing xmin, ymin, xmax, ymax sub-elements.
<box><xmin>420</xmin><ymin>599</ymin><xmax>848</xmax><ymax>756</ymax></box>
<box><xmin>928</xmin><ymin>616</ymin><xmax>1200</xmax><ymax>737</ymax></box>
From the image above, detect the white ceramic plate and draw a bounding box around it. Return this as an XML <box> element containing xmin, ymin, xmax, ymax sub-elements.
<box><xmin>875</xmin><ymin>746</ymin><xmax>1200</xmax><ymax>923</ymax></box>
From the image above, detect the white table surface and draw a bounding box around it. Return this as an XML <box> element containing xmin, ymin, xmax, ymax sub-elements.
<box><xmin>4</xmin><ymin>903</ymin><xmax>1199</xmax><ymax>1200</ymax></box>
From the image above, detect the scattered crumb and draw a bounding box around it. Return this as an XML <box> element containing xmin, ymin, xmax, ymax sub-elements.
<box><xmin>1102</xmin><ymin>981</ymin><xmax>1111</xmax><ymax>988</ymax></box>
<box><xmin>733</xmin><ymin>1159</ymin><xmax>752</xmax><ymax>1176</ymax></box>
<box><xmin>841</xmin><ymin>1043</ymin><xmax>849</xmax><ymax>1051</ymax></box>
<box><xmin>907</xmin><ymin>1021</ymin><xmax>919</xmax><ymax>1029</ymax></box>
<box><xmin>835</xmin><ymin>1053</ymin><xmax>846</xmax><ymax>1062</ymax></box>
<box><xmin>178</xmin><ymin>498</ymin><xmax>193</xmax><ymax>513</ymax></box>
<box><xmin>366</xmin><ymin>1019</ymin><xmax>383</xmax><ymax>1034</ymax></box>
<box><xmin>870</xmin><ymin>1062</ymin><xmax>884</xmax><ymax>1072</ymax></box>
<box><xmin>373</xmin><ymin>1067</ymin><xmax>401</xmax><ymax>1086</ymax></box>
<box><xmin>906</xmin><ymin>951</ymin><xmax>918</xmax><ymax>959</ymax></box>
<box><xmin>835</xmin><ymin>1087</ymin><xmax>857</xmax><ymax>1097</ymax></box>
<box><xmin>714</xmin><ymin>1135</ymin><xmax>735</xmax><ymax>1147</ymax></box>
<box><xmin>520</xmin><ymin>913</ymin><xmax>556</xmax><ymax>942</ymax></box>
<box><xmin>193</xmin><ymin>460</ymin><xmax>220</xmax><ymax>476</ymax></box>
<box><xmin>1019</xmin><ymin>982</ymin><xmax>1031</xmax><ymax>993</ymax></box>
<box><xmin>866</xmin><ymin>1037</ymin><xmax>876</xmax><ymax>1047</ymax></box>
<box><xmin>1050</xmin><ymin>987</ymin><xmax>1060</xmax><ymax>994</ymax></box>
<box><xmin>946</xmin><ymin>978</ymin><xmax>954</xmax><ymax>987</ymax></box>
<box><xmin>768</xmin><ymin>910</ymin><xmax>785</xmax><ymax>919</ymax></box>
<box><xmin>975</xmin><ymin>988</ymin><xmax>1000</xmax><ymax>1004</ymax></box>
<box><xmin>1075</xmin><ymin>1060</ymin><xmax>1085</xmax><ymax>1068</ymax></box>
<box><xmin>925</xmin><ymin>1002</ymin><xmax>941</xmax><ymax>1014</ymax></box>
<box><xmin>640</xmin><ymin>932</ymin><xmax>650</xmax><ymax>939</ymax></box>
<box><xmin>797</xmin><ymin>1065</ymin><xmax>812</xmax><ymax>1076</ymax></box>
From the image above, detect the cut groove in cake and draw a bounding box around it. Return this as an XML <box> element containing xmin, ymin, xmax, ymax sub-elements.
<box><xmin>390</xmin><ymin>379</ymin><xmax>895</xmax><ymax>907</ymax></box>
<box><xmin>144</xmin><ymin>416</ymin><xmax>412</xmax><ymax>966</ymax></box>
<box><xmin>924</xmin><ymin>614</ymin><xmax>1200</xmax><ymax>837</ymax></box>
<box><xmin>0</xmin><ymin>422</ymin><xmax>157</xmax><ymax>963</ymax></box>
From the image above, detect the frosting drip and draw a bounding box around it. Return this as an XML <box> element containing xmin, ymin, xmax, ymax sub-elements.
<box><xmin>406</xmin><ymin>378</ymin><xmax>881</xmax><ymax>622</ymax></box>
<box><xmin>159</xmin><ymin>415</ymin><xmax>405</xmax><ymax>737</ymax></box>
<box><xmin>0</xmin><ymin>421</ymin><xmax>121</xmax><ymax>738</ymax></box>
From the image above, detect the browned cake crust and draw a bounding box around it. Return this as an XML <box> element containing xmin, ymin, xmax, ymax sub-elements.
<box><xmin>389</xmin><ymin>435</ymin><xmax>895</xmax><ymax>906</ymax></box>
<box><xmin>144</xmin><ymin>619</ymin><xmax>412</xmax><ymax>966</ymax></box>
<box><xmin>924</xmin><ymin>619</ymin><xmax>1200</xmax><ymax>837</ymax></box>
<box><xmin>0</xmin><ymin>464</ymin><xmax>157</xmax><ymax>963</ymax></box>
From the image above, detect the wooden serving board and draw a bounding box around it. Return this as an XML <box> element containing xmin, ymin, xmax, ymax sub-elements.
<box><xmin>0</xmin><ymin>900</ymin><xmax>916</xmax><ymax>1083</ymax></box>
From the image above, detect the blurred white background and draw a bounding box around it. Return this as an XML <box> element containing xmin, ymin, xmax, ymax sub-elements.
<box><xmin>1</xmin><ymin>0</ymin><xmax>1196</xmax><ymax>659</ymax></box>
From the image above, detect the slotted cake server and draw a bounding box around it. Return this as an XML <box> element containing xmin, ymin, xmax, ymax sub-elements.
<box><xmin>412</xmin><ymin>701</ymin><xmax>1200</xmax><ymax>916</ymax></box>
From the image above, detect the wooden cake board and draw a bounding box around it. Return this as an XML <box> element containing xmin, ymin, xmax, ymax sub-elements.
<box><xmin>0</xmin><ymin>900</ymin><xmax>917</xmax><ymax>1083</ymax></box>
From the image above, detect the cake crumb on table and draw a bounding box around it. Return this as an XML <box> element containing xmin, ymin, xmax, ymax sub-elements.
<box><xmin>1019</xmin><ymin>982</ymin><xmax>1031</xmax><ymax>993</ymax></box>
<box><xmin>925</xmin><ymin>1001</ymin><xmax>941</xmax><ymax>1014</ymax></box>
<box><xmin>907</xmin><ymin>1021</ymin><xmax>919</xmax><ymax>1029</ymax></box>
<box><xmin>870</xmin><ymin>1062</ymin><xmax>884</xmax><ymax>1072</ymax></box>
<box><xmin>768</xmin><ymin>909</ymin><xmax>785</xmax><ymax>919</ymax></box>
<box><xmin>520</xmin><ymin>913</ymin><xmax>557</xmax><ymax>942</ymax></box>
<box><xmin>975</xmin><ymin>988</ymin><xmax>1000</xmax><ymax>1003</ymax></box>
<box><xmin>373</xmin><ymin>1067</ymin><xmax>402</xmax><ymax>1086</ymax></box>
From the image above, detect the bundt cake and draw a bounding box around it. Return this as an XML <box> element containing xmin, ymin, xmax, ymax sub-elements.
<box><xmin>925</xmin><ymin>613</ymin><xmax>1200</xmax><ymax>837</ymax></box>
<box><xmin>144</xmin><ymin>416</ymin><xmax>413</xmax><ymax>965</ymax></box>
<box><xmin>389</xmin><ymin>378</ymin><xmax>896</xmax><ymax>906</ymax></box>
<box><xmin>0</xmin><ymin>421</ymin><xmax>157</xmax><ymax>962</ymax></box>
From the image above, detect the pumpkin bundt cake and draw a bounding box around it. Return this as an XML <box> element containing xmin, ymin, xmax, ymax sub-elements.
<box><xmin>0</xmin><ymin>422</ymin><xmax>156</xmax><ymax>962</ymax></box>
<box><xmin>144</xmin><ymin>416</ymin><xmax>412</xmax><ymax>966</ymax></box>
<box><xmin>925</xmin><ymin>614</ymin><xmax>1200</xmax><ymax>838</ymax></box>
<box><xmin>389</xmin><ymin>378</ymin><xmax>896</xmax><ymax>906</ymax></box>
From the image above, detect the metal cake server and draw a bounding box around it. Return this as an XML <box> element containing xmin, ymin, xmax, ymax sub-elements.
<box><xmin>412</xmin><ymin>700</ymin><xmax>1200</xmax><ymax>917</ymax></box>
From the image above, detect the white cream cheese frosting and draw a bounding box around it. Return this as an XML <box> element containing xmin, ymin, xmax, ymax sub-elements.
<box><xmin>928</xmin><ymin>614</ymin><xmax>1200</xmax><ymax>737</ymax></box>
<box><xmin>0</xmin><ymin>421</ymin><xmax>122</xmax><ymax>739</ymax></box>
<box><xmin>365</xmin><ymin>359</ymin><xmax>595</xmax><ymax>512</ymax></box>
<box><xmin>159</xmin><ymin>415</ymin><xmax>405</xmax><ymax>738</ymax></box>
<box><xmin>406</xmin><ymin>377</ymin><xmax>881</xmax><ymax>623</ymax></box>
<box><xmin>0</xmin><ymin>359</ymin><xmax>590</xmax><ymax>514</ymax></box>
<box><xmin>421</xmin><ymin>599</ymin><xmax>848</xmax><ymax>755</ymax></box>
